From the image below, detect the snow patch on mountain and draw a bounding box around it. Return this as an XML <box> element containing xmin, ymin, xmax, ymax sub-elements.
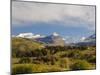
<box><xmin>15</xmin><ymin>33</ymin><xmax>45</xmax><ymax>39</ymax></box>
<box><xmin>80</xmin><ymin>37</ymin><xmax>86</xmax><ymax>42</ymax></box>
<box><xmin>52</xmin><ymin>32</ymin><xmax>59</xmax><ymax>36</ymax></box>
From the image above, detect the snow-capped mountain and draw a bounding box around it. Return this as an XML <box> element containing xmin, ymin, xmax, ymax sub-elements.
<box><xmin>15</xmin><ymin>33</ymin><xmax>45</xmax><ymax>39</ymax></box>
<box><xmin>16</xmin><ymin>33</ymin><xmax>33</xmax><ymax>38</ymax></box>
<box><xmin>36</xmin><ymin>32</ymin><xmax>65</xmax><ymax>46</ymax></box>
<box><xmin>84</xmin><ymin>34</ymin><xmax>96</xmax><ymax>42</ymax></box>
<box><xmin>12</xmin><ymin>32</ymin><xmax>96</xmax><ymax>46</ymax></box>
<box><xmin>52</xmin><ymin>32</ymin><xmax>59</xmax><ymax>36</ymax></box>
<box><xmin>76</xmin><ymin>34</ymin><xmax>96</xmax><ymax>46</ymax></box>
<box><xmin>12</xmin><ymin>32</ymin><xmax>65</xmax><ymax>46</ymax></box>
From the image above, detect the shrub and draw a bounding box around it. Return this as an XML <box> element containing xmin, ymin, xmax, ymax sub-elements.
<box><xmin>41</xmin><ymin>55</ymin><xmax>57</xmax><ymax>65</ymax></box>
<box><xmin>12</xmin><ymin>64</ymin><xmax>33</xmax><ymax>75</ymax></box>
<box><xmin>19</xmin><ymin>57</ymin><xmax>31</xmax><ymax>63</ymax></box>
<box><xmin>70</xmin><ymin>60</ymin><xmax>92</xmax><ymax>70</ymax></box>
<box><xmin>58</xmin><ymin>58</ymin><xmax>69</xmax><ymax>69</ymax></box>
<box><xmin>88</xmin><ymin>56</ymin><xmax>96</xmax><ymax>63</ymax></box>
<box><xmin>46</xmin><ymin>66</ymin><xmax>63</xmax><ymax>72</ymax></box>
<box><xmin>68</xmin><ymin>50</ymin><xmax>82</xmax><ymax>59</ymax></box>
<box><xmin>32</xmin><ymin>64</ymin><xmax>62</xmax><ymax>73</ymax></box>
<box><xmin>32</xmin><ymin>60</ymin><xmax>41</xmax><ymax>64</ymax></box>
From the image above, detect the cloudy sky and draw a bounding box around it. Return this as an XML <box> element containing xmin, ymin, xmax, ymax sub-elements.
<box><xmin>12</xmin><ymin>1</ymin><xmax>96</xmax><ymax>42</ymax></box>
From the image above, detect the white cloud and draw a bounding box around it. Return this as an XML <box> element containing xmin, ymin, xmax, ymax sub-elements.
<box><xmin>12</xmin><ymin>1</ymin><xmax>95</xmax><ymax>30</ymax></box>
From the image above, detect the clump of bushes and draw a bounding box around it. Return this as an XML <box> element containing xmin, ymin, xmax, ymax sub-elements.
<box><xmin>19</xmin><ymin>57</ymin><xmax>31</xmax><ymax>63</ymax></box>
<box><xmin>70</xmin><ymin>60</ymin><xmax>92</xmax><ymax>70</ymax></box>
<box><xmin>46</xmin><ymin>66</ymin><xmax>63</xmax><ymax>72</ymax></box>
<box><xmin>87</xmin><ymin>56</ymin><xmax>96</xmax><ymax>63</ymax></box>
<box><xmin>40</xmin><ymin>55</ymin><xmax>58</xmax><ymax>65</ymax></box>
<box><xmin>67</xmin><ymin>50</ymin><xmax>82</xmax><ymax>59</ymax></box>
<box><xmin>58</xmin><ymin>58</ymin><xmax>69</xmax><ymax>68</ymax></box>
<box><xmin>32</xmin><ymin>64</ymin><xmax>63</xmax><ymax>73</ymax></box>
<box><xmin>12</xmin><ymin>64</ymin><xmax>33</xmax><ymax>75</ymax></box>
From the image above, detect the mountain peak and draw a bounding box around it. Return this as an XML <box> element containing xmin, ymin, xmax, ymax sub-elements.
<box><xmin>16</xmin><ymin>32</ymin><xmax>34</xmax><ymax>38</ymax></box>
<box><xmin>52</xmin><ymin>32</ymin><xmax>59</xmax><ymax>36</ymax></box>
<box><xmin>15</xmin><ymin>32</ymin><xmax>45</xmax><ymax>39</ymax></box>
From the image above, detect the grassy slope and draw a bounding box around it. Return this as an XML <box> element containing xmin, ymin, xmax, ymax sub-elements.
<box><xmin>12</xmin><ymin>37</ymin><xmax>44</xmax><ymax>51</ymax></box>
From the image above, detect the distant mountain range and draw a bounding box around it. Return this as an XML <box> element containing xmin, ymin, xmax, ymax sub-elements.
<box><xmin>75</xmin><ymin>34</ymin><xmax>96</xmax><ymax>46</ymax></box>
<box><xmin>36</xmin><ymin>32</ymin><xmax>65</xmax><ymax>46</ymax></box>
<box><xmin>12</xmin><ymin>32</ymin><xmax>65</xmax><ymax>46</ymax></box>
<box><xmin>12</xmin><ymin>32</ymin><xmax>96</xmax><ymax>46</ymax></box>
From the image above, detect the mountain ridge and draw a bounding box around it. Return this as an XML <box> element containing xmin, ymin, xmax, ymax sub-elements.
<box><xmin>12</xmin><ymin>32</ymin><xmax>96</xmax><ymax>46</ymax></box>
